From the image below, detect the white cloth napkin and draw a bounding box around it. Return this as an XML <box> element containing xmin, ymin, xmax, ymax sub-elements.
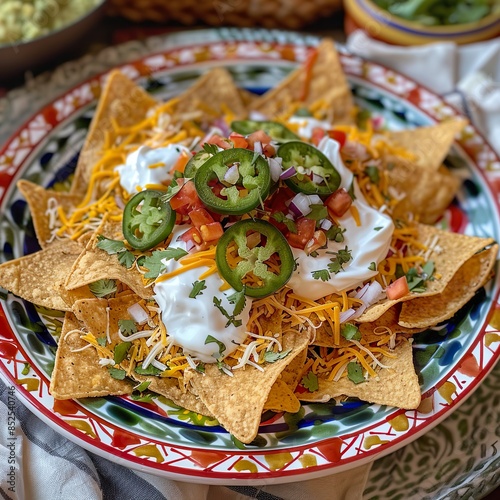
<box><xmin>346</xmin><ymin>30</ymin><xmax>500</xmax><ymax>155</ymax></box>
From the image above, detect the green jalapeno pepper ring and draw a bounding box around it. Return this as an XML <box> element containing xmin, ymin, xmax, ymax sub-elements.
<box><xmin>194</xmin><ymin>148</ymin><xmax>271</xmax><ymax>215</ymax></box>
<box><xmin>231</xmin><ymin>120</ymin><xmax>300</xmax><ymax>142</ymax></box>
<box><xmin>215</xmin><ymin>219</ymin><xmax>294</xmax><ymax>298</ymax></box>
<box><xmin>277</xmin><ymin>141</ymin><xmax>341</xmax><ymax>196</ymax></box>
<box><xmin>122</xmin><ymin>189</ymin><xmax>176</xmax><ymax>251</ymax></box>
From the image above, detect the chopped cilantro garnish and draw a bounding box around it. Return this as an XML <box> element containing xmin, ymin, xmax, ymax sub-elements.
<box><xmin>312</xmin><ymin>269</ymin><xmax>330</xmax><ymax>282</ymax></box>
<box><xmin>368</xmin><ymin>262</ymin><xmax>377</xmax><ymax>271</ymax></box>
<box><xmin>202</xmin><ymin>143</ymin><xmax>219</xmax><ymax>155</ymax></box>
<box><xmin>135</xmin><ymin>363</ymin><xmax>162</xmax><ymax>376</ymax></box>
<box><xmin>189</xmin><ymin>280</ymin><xmax>207</xmax><ymax>299</ymax></box>
<box><xmin>134</xmin><ymin>380</ymin><xmax>151</xmax><ymax>392</ymax></box>
<box><xmin>374</xmin><ymin>226</ymin><xmax>383</xmax><ymax>231</ymax></box>
<box><xmin>365</xmin><ymin>165</ymin><xmax>380</xmax><ymax>184</ymax></box>
<box><xmin>113</xmin><ymin>342</ymin><xmax>131</xmax><ymax>364</ymax></box>
<box><xmin>341</xmin><ymin>323</ymin><xmax>362</xmax><ymax>341</ymax></box>
<box><xmin>272</xmin><ymin>212</ymin><xmax>297</xmax><ymax>233</ymax></box>
<box><xmin>307</xmin><ymin>204</ymin><xmax>328</xmax><ymax>222</ymax></box>
<box><xmin>401</xmin><ymin>261</ymin><xmax>435</xmax><ymax>293</ymax></box>
<box><xmin>227</xmin><ymin>288</ymin><xmax>246</xmax><ymax>316</ymax></box>
<box><xmin>108</xmin><ymin>367</ymin><xmax>127</xmax><ymax>380</ymax></box>
<box><xmin>118</xmin><ymin>319</ymin><xmax>137</xmax><ymax>336</ymax></box>
<box><xmin>213</xmin><ymin>296</ymin><xmax>243</xmax><ymax>328</ymax></box>
<box><xmin>325</xmin><ymin>225</ymin><xmax>345</xmax><ymax>242</ymax></box>
<box><xmin>312</xmin><ymin>246</ymin><xmax>352</xmax><ymax>281</ymax></box>
<box><xmin>96</xmin><ymin>236</ymin><xmax>135</xmax><ymax>269</ymax></box>
<box><xmin>130</xmin><ymin>391</ymin><xmax>156</xmax><ymax>403</ymax></box>
<box><xmin>89</xmin><ymin>279</ymin><xmax>117</xmax><ymax>298</ymax></box>
<box><xmin>161</xmin><ymin>177</ymin><xmax>187</xmax><ymax>203</ymax></box>
<box><xmin>118</xmin><ymin>251</ymin><xmax>135</xmax><ymax>269</ymax></box>
<box><xmin>263</xmin><ymin>349</ymin><xmax>291</xmax><ymax>363</ymax></box>
<box><xmin>347</xmin><ymin>362</ymin><xmax>365</xmax><ymax>384</ymax></box>
<box><xmin>301</xmin><ymin>371</ymin><xmax>319</xmax><ymax>392</ymax></box>
<box><xmin>96</xmin><ymin>337</ymin><xmax>107</xmax><ymax>347</ymax></box>
<box><xmin>142</xmin><ymin>247</ymin><xmax>188</xmax><ymax>279</ymax></box>
<box><xmin>196</xmin><ymin>362</ymin><xmax>206</xmax><ymax>373</ymax></box>
<box><xmin>205</xmin><ymin>334</ymin><xmax>226</xmax><ymax>359</ymax></box>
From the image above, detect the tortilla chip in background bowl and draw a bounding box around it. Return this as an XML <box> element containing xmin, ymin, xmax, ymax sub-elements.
<box><xmin>0</xmin><ymin>29</ymin><xmax>496</xmax><ymax>482</ymax></box>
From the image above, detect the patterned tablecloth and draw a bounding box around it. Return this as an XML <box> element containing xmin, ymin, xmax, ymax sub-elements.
<box><xmin>0</xmin><ymin>29</ymin><xmax>499</xmax><ymax>499</ymax></box>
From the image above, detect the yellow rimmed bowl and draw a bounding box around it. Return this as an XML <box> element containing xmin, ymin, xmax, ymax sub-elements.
<box><xmin>344</xmin><ymin>0</ymin><xmax>500</xmax><ymax>45</ymax></box>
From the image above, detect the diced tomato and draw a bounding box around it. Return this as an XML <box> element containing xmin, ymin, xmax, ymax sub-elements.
<box><xmin>304</xmin><ymin>230</ymin><xmax>327</xmax><ymax>255</ymax></box>
<box><xmin>169</xmin><ymin>151</ymin><xmax>190</xmax><ymax>174</ymax></box>
<box><xmin>204</xmin><ymin>134</ymin><xmax>231</xmax><ymax>150</ymax></box>
<box><xmin>311</xmin><ymin>127</ymin><xmax>326</xmax><ymax>146</ymax></box>
<box><xmin>170</xmin><ymin>180</ymin><xmax>204</xmax><ymax>215</ymax></box>
<box><xmin>386</xmin><ymin>276</ymin><xmax>410</xmax><ymax>300</ymax></box>
<box><xmin>262</xmin><ymin>143</ymin><xmax>276</xmax><ymax>157</ymax></box>
<box><xmin>180</xmin><ymin>227</ymin><xmax>203</xmax><ymax>247</ymax></box>
<box><xmin>189</xmin><ymin>207</ymin><xmax>215</xmax><ymax>229</ymax></box>
<box><xmin>229</xmin><ymin>132</ymin><xmax>248</xmax><ymax>149</ymax></box>
<box><xmin>247</xmin><ymin>130</ymin><xmax>272</xmax><ymax>149</ymax></box>
<box><xmin>266</xmin><ymin>186</ymin><xmax>294</xmax><ymax>213</ymax></box>
<box><xmin>326</xmin><ymin>188</ymin><xmax>352</xmax><ymax>218</ymax></box>
<box><xmin>287</xmin><ymin>217</ymin><xmax>316</xmax><ymax>250</ymax></box>
<box><xmin>327</xmin><ymin>130</ymin><xmax>347</xmax><ymax>148</ymax></box>
<box><xmin>200</xmin><ymin>222</ymin><xmax>224</xmax><ymax>243</ymax></box>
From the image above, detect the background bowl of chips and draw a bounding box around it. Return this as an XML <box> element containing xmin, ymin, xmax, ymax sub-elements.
<box><xmin>343</xmin><ymin>0</ymin><xmax>500</xmax><ymax>45</ymax></box>
<box><xmin>0</xmin><ymin>0</ymin><xmax>106</xmax><ymax>83</ymax></box>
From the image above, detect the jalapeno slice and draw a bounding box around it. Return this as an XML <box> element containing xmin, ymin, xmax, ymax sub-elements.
<box><xmin>184</xmin><ymin>150</ymin><xmax>212</xmax><ymax>178</ymax></box>
<box><xmin>194</xmin><ymin>148</ymin><xmax>271</xmax><ymax>215</ymax></box>
<box><xmin>122</xmin><ymin>190</ymin><xmax>175</xmax><ymax>251</ymax></box>
<box><xmin>215</xmin><ymin>219</ymin><xmax>294</xmax><ymax>298</ymax></box>
<box><xmin>277</xmin><ymin>141</ymin><xmax>341</xmax><ymax>196</ymax></box>
<box><xmin>231</xmin><ymin>120</ymin><xmax>300</xmax><ymax>142</ymax></box>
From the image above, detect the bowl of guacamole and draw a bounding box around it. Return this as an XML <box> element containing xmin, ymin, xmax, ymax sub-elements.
<box><xmin>0</xmin><ymin>0</ymin><xmax>106</xmax><ymax>82</ymax></box>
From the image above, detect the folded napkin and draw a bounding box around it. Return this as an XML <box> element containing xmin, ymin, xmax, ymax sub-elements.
<box><xmin>346</xmin><ymin>30</ymin><xmax>500</xmax><ymax>155</ymax></box>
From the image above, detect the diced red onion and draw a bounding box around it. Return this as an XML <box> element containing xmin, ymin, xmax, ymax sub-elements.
<box><xmin>224</xmin><ymin>164</ymin><xmax>240</xmax><ymax>184</ymax></box>
<box><xmin>306</xmin><ymin>195</ymin><xmax>322</xmax><ymax>205</ymax></box>
<box><xmin>312</xmin><ymin>173</ymin><xmax>324</xmax><ymax>185</ymax></box>
<box><xmin>320</xmin><ymin>218</ymin><xmax>333</xmax><ymax>230</ymax></box>
<box><xmin>354</xmin><ymin>283</ymin><xmax>370</xmax><ymax>299</ymax></box>
<box><xmin>213</xmin><ymin>118</ymin><xmax>230</xmax><ymax>137</ymax></box>
<box><xmin>339</xmin><ymin>308</ymin><xmax>357</xmax><ymax>323</ymax></box>
<box><xmin>253</xmin><ymin>141</ymin><xmax>263</xmax><ymax>154</ymax></box>
<box><xmin>361</xmin><ymin>281</ymin><xmax>384</xmax><ymax>305</ymax></box>
<box><xmin>268</xmin><ymin>157</ymin><xmax>283</xmax><ymax>182</ymax></box>
<box><xmin>280</xmin><ymin>166</ymin><xmax>297</xmax><ymax>180</ymax></box>
<box><xmin>128</xmin><ymin>303</ymin><xmax>149</xmax><ymax>325</ymax></box>
<box><xmin>288</xmin><ymin>193</ymin><xmax>312</xmax><ymax>217</ymax></box>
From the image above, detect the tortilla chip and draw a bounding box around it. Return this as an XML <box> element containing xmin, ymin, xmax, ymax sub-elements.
<box><xmin>385</xmin><ymin>119</ymin><xmax>467</xmax><ymax>171</ymax></box>
<box><xmin>17</xmin><ymin>180</ymin><xmax>80</xmax><ymax>249</ymax></box>
<box><xmin>399</xmin><ymin>244</ymin><xmax>498</xmax><ymax>328</ymax></box>
<box><xmin>358</xmin><ymin>224</ymin><xmax>495</xmax><ymax>323</ymax></box>
<box><xmin>71</xmin><ymin>70</ymin><xmax>158</xmax><ymax>198</ymax></box>
<box><xmin>280</xmin><ymin>344</ymin><xmax>308</xmax><ymax>389</ymax></box>
<box><xmin>264</xmin><ymin>379</ymin><xmax>301</xmax><ymax>413</ymax></box>
<box><xmin>184</xmin><ymin>329</ymin><xmax>310</xmax><ymax>443</ymax></box>
<box><xmin>49</xmin><ymin>312</ymin><xmax>133</xmax><ymax>399</ymax></box>
<box><xmin>172</xmin><ymin>67</ymin><xmax>247</xmax><ymax>121</ymax></box>
<box><xmin>252</xmin><ymin>39</ymin><xmax>354</xmax><ymax>123</ymax></box>
<box><xmin>384</xmin><ymin>119</ymin><xmax>467</xmax><ymax>223</ymax></box>
<box><xmin>0</xmin><ymin>240</ymin><xmax>93</xmax><ymax>311</ymax></box>
<box><xmin>65</xmin><ymin>217</ymin><xmax>152</xmax><ymax>299</ymax></box>
<box><xmin>297</xmin><ymin>340</ymin><xmax>420</xmax><ymax>409</ymax></box>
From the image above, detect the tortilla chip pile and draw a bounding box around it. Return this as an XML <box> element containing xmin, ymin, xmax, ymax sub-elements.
<box><xmin>0</xmin><ymin>40</ymin><xmax>496</xmax><ymax>444</ymax></box>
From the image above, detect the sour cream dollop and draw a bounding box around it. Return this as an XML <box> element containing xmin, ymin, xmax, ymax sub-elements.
<box><xmin>153</xmin><ymin>227</ymin><xmax>252</xmax><ymax>363</ymax></box>
<box><xmin>116</xmin><ymin>144</ymin><xmax>190</xmax><ymax>195</ymax></box>
<box><xmin>288</xmin><ymin>116</ymin><xmax>332</xmax><ymax>140</ymax></box>
<box><xmin>287</xmin><ymin>138</ymin><xmax>394</xmax><ymax>300</ymax></box>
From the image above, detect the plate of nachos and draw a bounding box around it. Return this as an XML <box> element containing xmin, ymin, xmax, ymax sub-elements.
<box><xmin>0</xmin><ymin>30</ymin><xmax>499</xmax><ymax>483</ymax></box>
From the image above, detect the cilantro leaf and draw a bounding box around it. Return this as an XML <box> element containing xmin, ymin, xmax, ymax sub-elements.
<box><xmin>114</xmin><ymin>342</ymin><xmax>131</xmax><ymax>364</ymax></box>
<box><xmin>189</xmin><ymin>280</ymin><xmax>207</xmax><ymax>299</ymax></box>
<box><xmin>301</xmin><ymin>371</ymin><xmax>319</xmax><ymax>392</ymax></box>
<box><xmin>374</xmin><ymin>226</ymin><xmax>383</xmax><ymax>231</ymax></box>
<box><xmin>227</xmin><ymin>288</ymin><xmax>246</xmax><ymax>317</ymax></box>
<box><xmin>368</xmin><ymin>262</ymin><xmax>377</xmax><ymax>271</ymax></box>
<box><xmin>134</xmin><ymin>380</ymin><xmax>151</xmax><ymax>392</ymax></box>
<box><xmin>325</xmin><ymin>225</ymin><xmax>345</xmax><ymax>242</ymax></box>
<box><xmin>341</xmin><ymin>323</ymin><xmax>362</xmax><ymax>341</ymax></box>
<box><xmin>96</xmin><ymin>236</ymin><xmax>126</xmax><ymax>254</ymax></box>
<box><xmin>307</xmin><ymin>204</ymin><xmax>328</xmax><ymax>222</ymax></box>
<box><xmin>130</xmin><ymin>391</ymin><xmax>156</xmax><ymax>403</ymax></box>
<box><xmin>263</xmin><ymin>349</ymin><xmax>291</xmax><ymax>363</ymax></box>
<box><xmin>365</xmin><ymin>165</ymin><xmax>380</xmax><ymax>184</ymax></box>
<box><xmin>96</xmin><ymin>337</ymin><xmax>107</xmax><ymax>347</ymax></box>
<box><xmin>89</xmin><ymin>279</ymin><xmax>117</xmax><ymax>298</ymax></box>
<box><xmin>213</xmin><ymin>296</ymin><xmax>242</xmax><ymax>328</ymax></box>
<box><xmin>272</xmin><ymin>212</ymin><xmax>297</xmax><ymax>233</ymax></box>
<box><xmin>347</xmin><ymin>362</ymin><xmax>365</xmax><ymax>384</ymax></box>
<box><xmin>108</xmin><ymin>367</ymin><xmax>127</xmax><ymax>380</ymax></box>
<box><xmin>118</xmin><ymin>319</ymin><xmax>137</xmax><ymax>336</ymax></box>
<box><xmin>312</xmin><ymin>269</ymin><xmax>330</xmax><ymax>282</ymax></box>
<box><xmin>135</xmin><ymin>363</ymin><xmax>162</xmax><ymax>376</ymax></box>
<box><xmin>327</xmin><ymin>246</ymin><xmax>352</xmax><ymax>275</ymax></box>
<box><xmin>205</xmin><ymin>334</ymin><xmax>226</xmax><ymax>359</ymax></box>
<box><xmin>196</xmin><ymin>362</ymin><xmax>206</xmax><ymax>373</ymax></box>
<box><xmin>203</xmin><ymin>143</ymin><xmax>219</xmax><ymax>155</ymax></box>
<box><xmin>161</xmin><ymin>177</ymin><xmax>184</xmax><ymax>203</ymax></box>
<box><xmin>117</xmin><ymin>250</ymin><xmax>135</xmax><ymax>269</ymax></box>
<box><xmin>142</xmin><ymin>247</ymin><xmax>188</xmax><ymax>279</ymax></box>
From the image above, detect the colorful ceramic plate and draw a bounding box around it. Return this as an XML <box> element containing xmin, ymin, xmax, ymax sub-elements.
<box><xmin>1</xmin><ymin>30</ymin><xmax>499</xmax><ymax>485</ymax></box>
